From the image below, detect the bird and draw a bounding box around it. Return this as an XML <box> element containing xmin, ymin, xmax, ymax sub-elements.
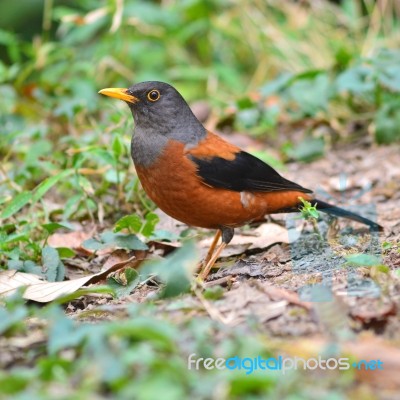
<box><xmin>99</xmin><ymin>81</ymin><xmax>382</xmax><ymax>280</ymax></box>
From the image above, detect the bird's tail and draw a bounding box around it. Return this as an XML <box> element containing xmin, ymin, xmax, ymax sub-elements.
<box><xmin>312</xmin><ymin>199</ymin><xmax>383</xmax><ymax>232</ymax></box>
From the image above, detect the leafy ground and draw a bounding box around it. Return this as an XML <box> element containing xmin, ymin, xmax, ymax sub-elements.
<box><xmin>1</xmin><ymin>0</ymin><xmax>400</xmax><ymax>399</ymax></box>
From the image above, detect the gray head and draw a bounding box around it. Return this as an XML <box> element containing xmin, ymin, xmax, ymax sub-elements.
<box><xmin>99</xmin><ymin>81</ymin><xmax>206</xmax><ymax>144</ymax></box>
<box><xmin>99</xmin><ymin>81</ymin><xmax>206</xmax><ymax>166</ymax></box>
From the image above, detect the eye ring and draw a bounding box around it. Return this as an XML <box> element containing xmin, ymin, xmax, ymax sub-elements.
<box><xmin>147</xmin><ymin>90</ymin><xmax>160</xmax><ymax>102</ymax></box>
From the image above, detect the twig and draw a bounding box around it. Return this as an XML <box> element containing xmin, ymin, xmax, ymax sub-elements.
<box><xmin>193</xmin><ymin>288</ymin><xmax>230</xmax><ymax>324</ymax></box>
<box><xmin>204</xmin><ymin>275</ymin><xmax>234</xmax><ymax>288</ymax></box>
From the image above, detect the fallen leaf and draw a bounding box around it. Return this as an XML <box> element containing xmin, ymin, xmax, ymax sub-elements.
<box><xmin>0</xmin><ymin>256</ymin><xmax>143</xmax><ymax>303</ymax></box>
<box><xmin>256</xmin><ymin>282</ymin><xmax>313</xmax><ymax>310</ymax></box>
<box><xmin>101</xmin><ymin>250</ymin><xmax>132</xmax><ymax>272</ymax></box>
<box><xmin>0</xmin><ymin>270</ymin><xmax>44</xmax><ymax>297</ymax></box>
<box><xmin>199</xmin><ymin>223</ymin><xmax>289</xmax><ymax>258</ymax></box>
<box><xmin>47</xmin><ymin>230</ymin><xmax>94</xmax><ymax>253</ymax></box>
<box><xmin>212</xmin><ymin>258</ymin><xmax>285</xmax><ymax>279</ymax></box>
<box><xmin>350</xmin><ymin>301</ymin><xmax>397</xmax><ymax>323</ymax></box>
<box><xmin>215</xmin><ymin>282</ymin><xmax>288</xmax><ymax>325</ymax></box>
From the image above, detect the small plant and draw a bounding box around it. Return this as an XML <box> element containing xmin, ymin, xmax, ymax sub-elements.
<box><xmin>298</xmin><ymin>197</ymin><xmax>319</xmax><ymax>220</ymax></box>
<box><xmin>298</xmin><ymin>197</ymin><xmax>322</xmax><ymax>239</ymax></box>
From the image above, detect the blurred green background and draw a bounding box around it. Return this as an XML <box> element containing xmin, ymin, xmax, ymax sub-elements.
<box><xmin>2</xmin><ymin>0</ymin><xmax>400</xmax><ymax>105</ymax></box>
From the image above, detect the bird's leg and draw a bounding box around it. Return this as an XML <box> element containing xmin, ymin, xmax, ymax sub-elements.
<box><xmin>199</xmin><ymin>227</ymin><xmax>234</xmax><ymax>280</ymax></box>
<box><xmin>199</xmin><ymin>243</ymin><xmax>226</xmax><ymax>280</ymax></box>
<box><xmin>203</xmin><ymin>229</ymin><xmax>222</xmax><ymax>266</ymax></box>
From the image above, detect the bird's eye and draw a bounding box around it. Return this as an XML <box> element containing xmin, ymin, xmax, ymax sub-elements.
<box><xmin>147</xmin><ymin>90</ymin><xmax>160</xmax><ymax>102</ymax></box>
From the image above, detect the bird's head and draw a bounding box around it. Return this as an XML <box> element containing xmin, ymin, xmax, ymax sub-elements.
<box><xmin>99</xmin><ymin>81</ymin><xmax>205</xmax><ymax>144</ymax></box>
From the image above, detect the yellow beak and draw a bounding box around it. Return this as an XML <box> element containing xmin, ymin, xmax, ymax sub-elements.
<box><xmin>98</xmin><ymin>88</ymin><xmax>138</xmax><ymax>104</ymax></box>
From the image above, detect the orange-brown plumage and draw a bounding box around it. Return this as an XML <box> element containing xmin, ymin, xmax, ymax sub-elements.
<box><xmin>187</xmin><ymin>131</ymin><xmax>238</xmax><ymax>161</ymax></box>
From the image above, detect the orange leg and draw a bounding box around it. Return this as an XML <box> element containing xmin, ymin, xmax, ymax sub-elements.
<box><xmin>196</xmin><ymin>229</ymin><xmax>221</xmax><ymax>275</ymax></box>
<box><xmin>199</xmin><ymin>242</ymin><xmax>227</xmax><ymax>280</ymax></box>
<box><xmin>198</xmin><ymin>227</ymin><xmax>234</xmax><ymax>280</ymax></box>
<box><xmin>203</xmin><ymin>230</ymin><xmax>221</xmax><ymax>266</ymax></box>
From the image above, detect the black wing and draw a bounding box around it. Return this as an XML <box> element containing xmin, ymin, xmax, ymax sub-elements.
<box><xmin>189</xmin><ymin>151</ymin><xmax>312</xmax><ymax>193</ymax></box>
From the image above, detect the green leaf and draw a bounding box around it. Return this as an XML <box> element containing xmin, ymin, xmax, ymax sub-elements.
<box><xmin>106</xmin><ymin>317</ymin><xmax>177</xmax><ymax>351</ymax></box>
<box><xmin>150</xmin><ymin>229</ymin><xmax>180</xmax><ymax>242</ymax></box>
<box><xmin>287</xmin><ymin>73</ymin><xmax>331</xmax><ymax>115</ymax></box>
<box><xmin>336</xmin><ymin>65</ymin><xmax>375</xmax><ymax>94</ymax></box>
<box><xmin>25</xmin><ymin>140</ymin><xmax>52</xmax><ymax>167</ymax></box>
<box><xmin>42</xmin><ymin>222</ymin><xmax>72</xmax><ymax>235</ymax></box>
<box><xmin>83</xmin><ymin>231</ymin><xmax>148</xmax><ymax>251</ymax></box>
<box><xmin>77</xmin><ymin>175</ymin><xmax>95</xmax><ymax>195</ymax></box>
<box><xmin>236</xmin><ymin>96</ymin><xmax>255</xmax><ymax>110</ymax></box>
<box><xmin>236</xmin><ymin>108</ymin><xmax>259</xmax><ymax>129</ymax></box>
<box><xmin>112</xmin><ymin>135</ymin><xmax>124</xmax><ymax>157</ymax></box>
<box><xmin>90</xmin><ymin>148</ymin><xmax>117</xmax><ymax>167</ymax></box>
<box><xmin>374</xmin><ymin>100</ymin><xmax>400</xmax><ymax>144</ymax></box>
<box><xmin>0</xmin><ymin>84</ymin><xmax>17</xmax><ymax>114</ymax></box>
<box><xmin>42</xmin><ymin>246</ymin><xmax>65</xmax><ymax>282</ymax></box>
<box><xmin>141</xmin><ymin>240</ymin><xmax>198</xmax><ymax>299</ymax></box>
<box><xmin>203</xmin><ymin>285</ymin><xmax>224</xmax><ymax>300</ymax></box>
<box><xmin>285</xmin><ymin>137</ymin><xmax>325</xmax><ymax>162</ymax></box>
<box><xmin>0</xmin><ymin>192</ymin><xmax>32</xmax><ymax>220</ymax></box>
<box><xmin>376</xmin><ymin>63</ymin><xmax>400</xmax><ymax>91</ymax></box>
<box><xmin>2</xmin><ymin>231</ymin><xmax>30</xmax><ymax>245</ymax></box>
<box><xmin>22</xmin><ymin>261</ymin><xmax>43</xmax><ymax>276</ymax></box>
<box><xmin>32</xmin><ymin>169</ymin><xmax>74</xmax><ymax>203</ymax></box>
<box><xmin>7</xmin><ymin>259</ymin><xmax>43</xmax><ymax>276</ymax></box>
<box><xmin>114</xmin><ymin>214</ymin><xmax>142</xmax><ymax>233</ymax></box>
<box><xmin>0</xmin><ymin>372</ymin><xmax>31</xmax><ymax>396</ymax></box>
<box><xmin>374</xmin><ymin>264</ymin><xmax>390</xmax><ymax>274</ymax></box>
<box><xmin>101</xmin><ymin>231</ymin><xmax>148</xmax><ymax>251</ymax></box>
<box><xmin>56</xmin><ymin>247</ymin><xmax>76</xmax><ymax>259</ymax></box>
<box><xmin>142</xmin><ymin>212</ymin><xmax>160</xmax><ymax>237</ymax></box>
<box><xmin>46</xmin><ymin>307</ymin><xmax>90</xmax><ymax>354</ymax></box>
<box><xmin>113</xmin><ymin>234</ymin><xmax>148</xmax><ymax>251</ymax></box>
<box><xmin>345</xmin><ymin>253</ymin><xmax>381</xmax><ymax>267</ymax></box>
<box><xmin>260</xmin><ymin>73</ymin><xmax>293</xmax><ymax>96</ymax></box>
<box><xmin>298</xmin><ymin>197</ymin><xmax>320</xmax><ymax>220</ymax></box>
<box><xmin>37</xmin><ymin>357</ymin><xmax>74</xmax><ymax>381</ymax></box>
<box><xmin>82</xmin><ymin>238</ymin><xmax>104</xmax><ymax>251</ymax></box>
<box><xmin>382</xmin><ymin>241</ymin><xmax>392</xmax><ymax>250</ymax></box>
<box><xmin>0</xmin><ymin>306</ymin><xmax>28</xmax><ymax>335</ymax></box>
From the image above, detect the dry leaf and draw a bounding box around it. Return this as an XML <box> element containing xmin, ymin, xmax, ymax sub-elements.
<box><xmin>216</xmin><ymin>282</ymin><xmax>288</xmax><ymax>325</ymax></box>
<box><xmin>101</xmin><ymin>250</ymin><xmax>133</xmax><ymax>272</ymax></box>
<box><xmin>0</xmin><ymin>270</ymin><xmax>44</xmax><ymax>297</ymax></box>
<box><xmin>0</xmin><ymin>257</ymin><xmax>143</xmax><ymax>303</ymax></box>
<box><xmin>47</xmin><ymin>230</ymin><xmax>94</xmax><ymax>253</ymax></box>
<box><xmin>257</xmin><ymin>282</ymin><xmax>312</xmax><ymax>310</ymax></box>
<box><xmin>350</xmin><ymin>301</ymin><xmax>397</xmax><ymax>323</ymax></box>
<box><xmin>199</xmin><ymin>223</ymin><xmax>289</xmax><ymax>258</ymax></box>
